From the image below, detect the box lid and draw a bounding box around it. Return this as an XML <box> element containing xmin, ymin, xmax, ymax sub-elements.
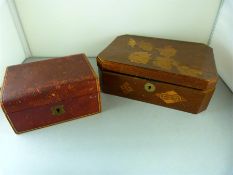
<box><xmin>97</xmin><ymin>35</ymin><xmax>218</xmax><ymax>90</ymax></box>
<box><xmin>1</xmin><ymin>54</ymin><xmax>99</xmax><ymax>113</ymax></box>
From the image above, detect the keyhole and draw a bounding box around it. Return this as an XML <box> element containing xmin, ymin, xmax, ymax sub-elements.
<box><xmin>144</xmin><ymin>83</ymin><xmax>155</xmax><ymax>92</ymax></box>
<box><xmin>56</xmin><ymin>108</ymin><xmax>60</xmax><ymax>113</ymax></box>
<box><xmin>51</xmin><ymin>105</ymin><xmax>65</xmax><ymax>116</ymax></box>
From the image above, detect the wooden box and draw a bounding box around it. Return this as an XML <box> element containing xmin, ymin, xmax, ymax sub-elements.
<box><xmin>1</xmin><ymin>54</ymin><xmax>101</xmax><ymax>133</ymax></box>
<box><xmin>97</xmin><ymin>35</ymin><xmax>218</xmax><ymax>113</ymax></box>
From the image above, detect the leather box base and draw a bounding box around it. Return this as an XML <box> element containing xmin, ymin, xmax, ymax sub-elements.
<box><xmin>2</xmin><ymin>92</ymin><xmax>101</xmax><ymax>134</ymax></box>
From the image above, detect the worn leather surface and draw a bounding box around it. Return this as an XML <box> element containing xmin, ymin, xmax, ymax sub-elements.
<box><xmin>1</xmin><ymin>54</ymin><xmax>101</xmax><ymax>133</ymax></box>
<box><xmin>2</xmin><ymin>54</ymin><xmax>99</xmax><ymax>113</ymax></box>
<box><xmin>10</xmin><ymin>92</ymin><xmax>100</xmax><ymax>133</ymax></box>
<box><xmin>97</xmin><ymin>35</ymin><xmax>218</xmax><ymax>90</ymax></box>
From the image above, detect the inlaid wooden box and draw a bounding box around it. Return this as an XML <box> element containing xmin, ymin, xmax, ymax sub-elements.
<box><xmin>1</xmin><ymin>54</ymin><xmax>101</xmax><ymax>133</ymax></box>
<box><xmin>97</xmin><ymin>35</ymin><xmax>218</xmax><ymax>113</ymax></box>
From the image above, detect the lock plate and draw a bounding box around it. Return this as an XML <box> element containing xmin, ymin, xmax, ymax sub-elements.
<box><xmin>144</xmin><ymin>82</ymin><xmax>156</xmax><ymax>92</ymax></box>
<box><xmin>51</xmin><ymin>105</ymin><xmax>65</xmax><ymax>116</ymax></box>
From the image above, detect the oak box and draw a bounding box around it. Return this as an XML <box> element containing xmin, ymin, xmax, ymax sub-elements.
<box><xmin>97</xmin><ymin>35</ymin><xmax>217</xmax><ymax>113</ymax></box>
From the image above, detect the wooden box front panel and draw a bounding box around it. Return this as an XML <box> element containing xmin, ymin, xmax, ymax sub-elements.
<box><xmin>3</xmin><ymin>92</ymin><xmax>101</xmax><ymax>133</ymax></box>
<box><xmin>99</xmin><ymin>69</ymin><xmax>215</xmax><ymax>114</ymax></box>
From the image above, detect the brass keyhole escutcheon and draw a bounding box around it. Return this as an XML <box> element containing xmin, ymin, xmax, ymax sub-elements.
<box><xmin>144</xmin><ymin>82</ymin><xmax>156</xmax><ymax>92</ymax></box>
<box><xmin>51</xmin><ymin>105</ymin><xmax>65</xmax><ymax>116</ymax></box>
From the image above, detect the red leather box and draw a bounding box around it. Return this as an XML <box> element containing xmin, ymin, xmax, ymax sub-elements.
<box><xmin>1</xmin><ymin>54</ymin><xmax>101</xmax><ymax>133</ymax></box>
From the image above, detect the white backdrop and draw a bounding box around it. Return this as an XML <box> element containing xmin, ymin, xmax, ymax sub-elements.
<box><xmin>210</xmin><ymin>0</ymin><xmax>233</xmax><ymax>91</ymax></box>
<box><xmin>15</xmin><ymin>0</ymin><xmax>221</xmax><ymax>57</ymax></box>
<box><xmin>0</xmin><ymin>0</ymin><xmax>25</xmax><ymax>83</ymax></box>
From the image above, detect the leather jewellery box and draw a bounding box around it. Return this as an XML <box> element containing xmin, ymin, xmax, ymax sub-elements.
<box><xmin>97</xmin><ymin>35</ymin><xmax>218</xmax><ymax>114</ymax></box>
<box><xmin>1</xmin><ymin>54</ymin><xmax>101</xmax><ymax>133</ymax></box>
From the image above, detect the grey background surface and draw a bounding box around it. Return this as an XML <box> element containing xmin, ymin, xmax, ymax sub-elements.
<box><xmin>0</xmin><ymin>58</ymin><xmax>232</xmax><ymax>175</ymax></box>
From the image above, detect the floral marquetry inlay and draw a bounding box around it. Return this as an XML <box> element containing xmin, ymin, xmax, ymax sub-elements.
<box><xmin>156</xmin><ymin>90</ymin><xmax>185</xmax><ymax>104</ymax></box>
<box><xmin>120</xmin><ymin>82</ymin><xmax>134</xmax><ymax>94</ymax></box>
<box><xmin>127</xmin><ymin>38</ymin><xmax>203</xmax><ymax>77</ymax></box>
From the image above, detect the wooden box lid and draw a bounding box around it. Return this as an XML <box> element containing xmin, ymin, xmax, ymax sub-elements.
<box><xmin>1</xmin><ymin>54</ymin><xmax>99</xmax><ymax>113</ymax></box>
<box><xmin>97</xmin><ymin>35</ymin><xmax>218</xmax><ymax>90</ymax></box>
